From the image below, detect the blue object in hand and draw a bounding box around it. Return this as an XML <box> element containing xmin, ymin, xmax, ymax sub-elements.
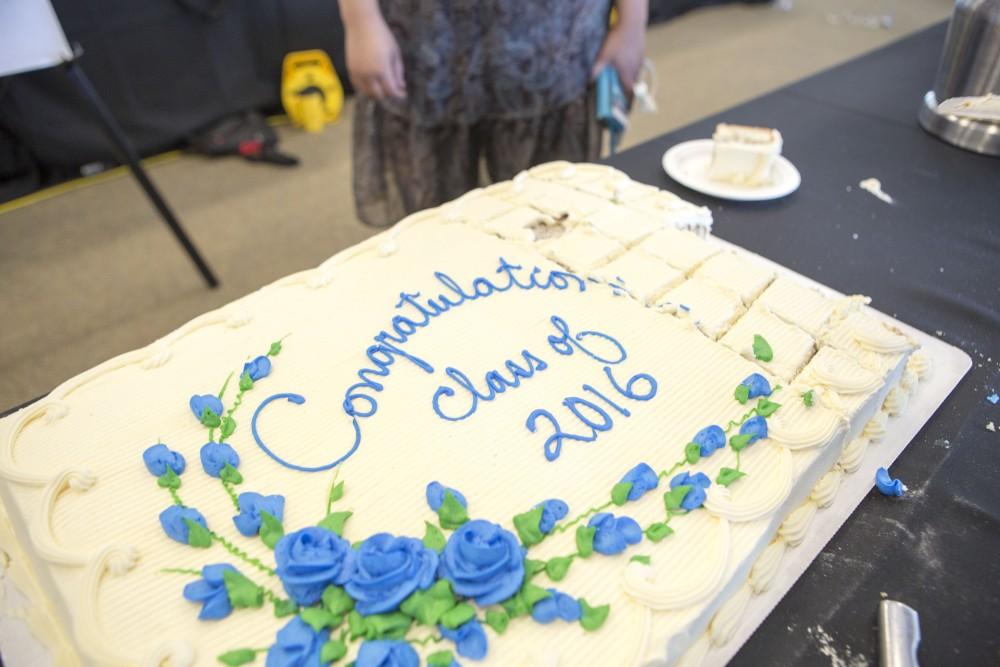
<box><xmin>875</xmin><ymin>467</ymin><xmax>906</xmax><ymax>497</ymax></box>
<box><xmin>596</xmin><ymin>66</ymin><xmax>628</xmax><ymax>154</ymax></box>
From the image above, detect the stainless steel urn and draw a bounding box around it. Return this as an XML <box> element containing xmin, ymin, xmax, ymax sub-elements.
<box><xmin>918</xmin><ymin>0</ymin><xmax>1000</xmax><ymax>155</ymax></box>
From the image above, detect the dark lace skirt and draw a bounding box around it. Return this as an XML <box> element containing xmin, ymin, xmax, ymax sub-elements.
<box><xmin>352</xmin><ymin>90</ymin><xmax>602</xmax><ymax>227</ymax></box>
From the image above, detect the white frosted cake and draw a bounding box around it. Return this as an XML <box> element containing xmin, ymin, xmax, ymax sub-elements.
<box><xmin>0</xmin><ymin>162</ymin><xmax>930</xmax><ymax>667</ymax></box>
<box><xmin>707</xmin><ymin>124</ymin><xmax>783</xmax><ymax>186</ymax></box>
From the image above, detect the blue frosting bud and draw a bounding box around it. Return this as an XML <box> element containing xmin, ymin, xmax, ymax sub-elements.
<box><xmin>439</xmin><ymin>520</ymin><xmax>525</xmax><ymax>605</ymax></box>
<box><xmin>739</xmin><ymin>415</ymin><xmax>769</xmax><ymax>445</ymax></box>
<box><xmin>425</xmin><ymin>481</ymin><xmax>468</xmax><ymax>512</ymax></box>
<box><xmin>243</xmin><ymin>355</ymin><xmax>271</xmax><ymax>381</ymax></box>
<box><xmin>355</xmin><ymin>640</ymin><xmax>419</xmax><ymax>667</ymax></box>
<box><xmin>670</xmin><ymin>472</ymin><xmax>711</xmax><ymax>511</ymax></box>
<box><xmin>439</xmin><ymin>618</ymin><xmax>488</xmax><ymax>659</ymax></box>
<box><xmin>183</xmin><ymin>563</ymin><xmax>237</xmax><ymax>620</ymax></box>
<box><xmin>535</xmin><ymin>499</ymin><xmax>569</xmax><ymax>534</ymax></box>
<box><xmin>142</xmin><ymin>443</ymin><xmax>186</xmax><ymax>477</ymax></box>
<box><xmin>619</xmin><ymin>463</ymin><xmax>659</xmax><ymax>501</ymax></box>
<box><xmin>200</xmin><ymin>442</ymin><xmax>240</xmax><ymax>477</ymax></box>
<box><xmin>587</xmin><ymin>513</ymin><xmax>642</xmax><ymax>555</ymax></box>
<box><xmin>189</xmin><ymin>394</ymin><xmax>224</xmax><ymax>421</ymax></box>
<box><xmin>275</xmin><ymin>527</ymin><xmax>355</xmax><ymax>606</ymax></box>
<box><xmin>233</xmin><ymin>492</ymin><xmax>285</xmax><ymax>537</ymax></box>
<box><xmin>159</xmin><ymin>506</ymin><xmax>208</xmax><ymax>544</ymax></box>
<box><xmin>266</xmin><ymin>616</ymin><xmax>327</xmax><ymax>666</ymax></box>
<box><xmin>346</xmin><ymin>533</ymin><xmax>438</xmax><ymax>615</ymax></box>
<box><xmin>530</xmin><ymin>589</ymin><xmax>582</xmax><ymax>624</ymax></box>
<box><xmin>692</xmin><ymin>425</ymin><xmax>726</xmax><ymax>457</ymax></box>
<box><xmin>740</xmin><ymin>373</ymin><xmax>772</xmax><ymax>399</ymax></box>
<box><xmin>875</xmin><ymin>467</ymin><xmax>905</xmax><ymax>497</ymax></box>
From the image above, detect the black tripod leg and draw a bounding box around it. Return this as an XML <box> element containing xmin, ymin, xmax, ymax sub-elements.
<box><xmin>65</xmin><ymin>62</ymin><xmax>219</xmax><ymax>288</ymax></box>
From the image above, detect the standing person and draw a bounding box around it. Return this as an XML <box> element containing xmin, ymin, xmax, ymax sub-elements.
<box><xmin>339</xmin><ymin>0</ymin><xmax>648</xmax><ymax>227</ymax></box>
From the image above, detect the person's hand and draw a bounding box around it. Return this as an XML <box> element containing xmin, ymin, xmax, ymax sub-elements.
<box><xmin>344</xmin><ymin>11</ymin><xmax>406</xmax><ymax>99</ymax></box>
<box><xmin>591</xmin><ymin>19</ymin><xmax>647</xmax><ymax>98</ymax></box>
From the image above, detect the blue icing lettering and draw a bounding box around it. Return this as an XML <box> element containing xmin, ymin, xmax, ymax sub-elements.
<box><xmin>251</xmin><ymin>393</ymin><xmax>361</xmax><ymax>473</ymax></box>
<box><xmin>545</xmin><ymin>315</ymin><xmax>627</xmax><ymax>364</ymax></box>
<box><xmin>432</xmin><ymin>350</ymin><xmax>548</xmax><ymax>422</ymax></box>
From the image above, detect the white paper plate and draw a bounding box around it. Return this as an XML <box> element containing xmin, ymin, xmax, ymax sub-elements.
<box><xmin>662</xmin><ymin>139</ymin><xmax>801</xmax><ymax>201</ymax></box>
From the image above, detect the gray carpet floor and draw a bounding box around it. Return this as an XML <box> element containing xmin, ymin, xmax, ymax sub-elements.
<box><xmin>0</xmin><ymin>0</ymin><xmax>950</xmax><ymax>408</ymax></box>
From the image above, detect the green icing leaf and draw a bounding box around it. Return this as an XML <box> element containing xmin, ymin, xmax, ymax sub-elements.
<box><xmin>320</xmin><ymin>640</ymin><xmax>347</xmax><ymax>663</ymax></box>
<box><xmin>222</xmin><ymin>569</ymin><xmax>263</xmax><ymax>609</ymax></box>
<box><xmin>322</xmin><ymin>585</ymin><xmax>355</xmax><ymax>616</ymax></box>
<box><xmin>268</xmin><ymin>340</ymin><xmax>283</xmax><ymax>356</ymax></box>
<box><xmin>630</xmin><ymin>555</ymin><xmax>651</xmax><ymax>565</ymax></box>
<box><xmin>756</xmin><ymin>397</ymin><xmax>781</xmax><ymax>418</ymax></box>
<box><xmin>259</xmin><ymin>511</ymin><xmax>283</xmax><ymax>549</ymax></box>
<box><xmin>520</xmin><ymin>582</ymin><xmax>551</xmax><ymax>608</ymax></box>
<box><xmin>802</xmin><ymin>390</ymin><xmax>814</xmax><ymax>407</ymax></box>
<box><xmin>753</xmin><ymin>334</ymin><xmax>774</xmax><ymax>362</ymax></box>
<box><xmin>157</xmin><ymin>468</ymin><xmax>181</xmax><ymax>490</ymax></box>
<box><xmin>273</xmin><ymin>598</ymin><xmax>298</xmax><ymax>618</ymax></box>
<box><xmin>684</xmin><ymin>442</ymin><xmax>702</xmax><ymax>465</ymax></box>
<box><xmin>716</xmin><ymin>467</ymin><xmax>746</xmax><ymax>487</ymax></box>
<box><xmin>238</xmin><ymin>371</ymin><xmax>254</xmax><ymax>392</ymax></box>
<box><xmin>485</xmin><ymin>608</ymin><xmax>510</xmax><ymax>635</ymax></box>
<box><xmin>184</xmin><ymin>518</ymin><xmax>212</xmax><ymax>548</ymax></box>
<box><xmin>220</xmin><ymin>463</ymin><xmax>243</xmax><ymax>485</ymax></box>
<box><xmin>611</xmin><ymin>482</ymin><xmax>633</xmax><ymax>506</ymax></box>
<box><xmin>501</xmin><ymin>582</ymin><xmax>551</xmax><ymax>618</ymax></box>
<box><xmin>512</xmin><ymin>506</ymin><xmax>545</xmax><ymax>547</ymax></box>
<box><xmin>399</xmin><ymin>580</ymin><xmax>455</xmax><ymax>626</ymax></box>
<box><xmin>422</xmin><ymin>521</ymin><xmax>446</xmax><ymax>553</ymax></box>
<box><xmin>734</xmin><ymin>383</ymin><xmax>750</xmax><ymax>405</ymax></box>
<box><xmin>439</xmin><ymin>602</ymin><xmax>476</xmax><ymax>629</ymax></box>
<box><xmin>525</xmin><ymin>558</ymin><xmax>547</xmax><ymax>576</ymax></box>
<box><xmin>300</xmin><ymin>607</ymin><xmax>340</xmax><ymax>632</ymax></box>
<box><xmin>318</xmin><ymin>511</ymin><xmax>353</xmax><ymax>536</ymax></box>
<box><xmin>427</xmin><ymin>650</ymin><xmax>454</xmax><ymax>667</ymax></box>
<box><xmin>329</xmin><ymin>480</ymin><xmax>345</xmax><ymax>505</ymax></box>
<box><xmin>437</xmin><ymin>491</ymin><xmax>469</xmax><ymax>530</ymax></box>
<box><xmin>200</xmin><ymin>408</ymin><xmax>222</xmax><ymax>428</ymax></box>
<box><xmin>575</xmin><ymin>525</ymin><xmax>596</xmax><ymax>558</ymax></box>
<box><xmin>500</xmin><ymin>595</ymin><xmax>528</xmax><ymax>618</ymax></box>
<box><xmin>545</xmin><ymin>555</ymin><xmax>573</xmax><ymax>582</ymax></box>
<box><xmin>363</xmin><ymin>612</ymin><xmax>412</xmax><ymax>639</ymax></box>
<box><xmin>220</xmin><ymin>416</ymin><xmax>237</xmax><ymax>439</ymax></box>
<box><xmin>347</xmin><ymin>610</ymin><xmax>366</xmax><ymax>639</ymax></box>
<box><xmin>217</xmin><ymin>648</ymin><xmax>259</xmax><ymax>666</ymax></box>
<box><xmin>645</xmin><ymin>522</ymin><xmax>674</xmax><ymax>543</ymax></box>
<box><xmin>579</xmin><ymin>599</ymin><xmax>611</xmax><ymax>632</ymax></box>
<box><xmin>729</xmin><ymin>433</ymin><xmax>752</xmax><ymax>452</ymax></box>
<box><xmin>663</xmin><ymin>486</ymin><xmax>691</xmax><ymax>512</ymax></box>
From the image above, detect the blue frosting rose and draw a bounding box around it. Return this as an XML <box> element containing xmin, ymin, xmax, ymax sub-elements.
<box><xmin>425</xmin><ymin>481</ymin><xmax>468</xmax><ymax>512</ymax></box>
<box><xmin>243</xmin><ymin>355</ymin><xmax>272</xmax><ymax>381</ymax></box>
<box><xmin>275</xmin><ymin>527</ymin><xmax>355</xmax><ymax>606</ymax></box>
<box><xmin>692</xmin><ymin>425</ymin><xmax>726</xmax><ymax>457</ymax></box>
<box><xmin>531</xmin><ymin>589</ymin><xmax>582</xmax><ymax>624</ymax></box>
<box><xmin>159</xmin><ymin>506</ymin><xmax>208</xmax><ymax>544</ymax></box>
<box><xmin>739</xmin><ymin>415</ymin><xmax>768</xmax><ymax>445</ymax></box>
<box><xmin>618</xmin><ymin>463</ymin><xmax>659</xmax><ymax>501</ymax></box>
<box><xmin>189</xmin><ymin>394</ymin><xmax>224</xmax><ymax>421</ymax></box>
<box><xmin>535</xmin><ymin>499</ymin><xmax>569</xmax><ymax>534</ymax></box>
<box><xmin>355</xmin><ymin>640</ymin><xmax>419</xmax><ymax>667</ymax></box>
<box><xmin>587</xmin><ymin>513</ymin><xmax>642</xmax><ymax>555</ymax></box>
<box><xmin>740</xmin><ymin>373</ymin><xmax>772</xmax><ymax>399</ymax></box>
<box><xmin>265</xmin><ymin>617</ymin><xmax>327</xmax><ymax>667</ymax></box>
<box><xmin>346</xmin><ymin>533</ymin><xmax>438</xmax><ymax>615</ymax></box>
<box><xmin>142</xmin><ymin>443</ymin><xmax>186</xmax><ymax>477</ymax></box>
<box><xmin>233</xmin><ymin>492</ymin><xmax>285</xmax><ymax>537</ymax></box>
<box><xmin>670</xmin><ymin>471</ymin><xmax>712</xmax><ymax>511</ymax></box>
<box><xmin>439</xmin><ymin>519</ymin><xmax>525</xmax><ymax>605</ymax></box>
<box><xmin>439</xmin><ymin>618</ymin><xmax>488</xmax><ymax>659</ymax></box>
<box><xmin>200</xmin><ymin>442</ymin><xmax>240</xmax><ymax>477</ymax></box>
<box><xmin>183</xmin><ymin>563</ymin><xmax>236</xmax><ymax>620</ymax></box>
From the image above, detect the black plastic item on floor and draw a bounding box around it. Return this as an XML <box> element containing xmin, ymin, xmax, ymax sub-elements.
<box><xmin>187</xmin><ymin>111</ymin><xmax>298</xmax><ymax>166</ymax></box>
<box><xmin>649</xmin><ymin>0</ymin><xmax>773</xmax><ymax>23</ymax></box>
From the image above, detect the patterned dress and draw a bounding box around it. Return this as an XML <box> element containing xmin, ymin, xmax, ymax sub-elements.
<box><xmin>353</xmin><ymin>0</ymin><xmax>612</xmax><ymax>226</ymax></box>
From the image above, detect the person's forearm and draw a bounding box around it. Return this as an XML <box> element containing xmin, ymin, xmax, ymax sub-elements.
<box><xmin>338</xmin><ymin>0</ymin><xmax>383</xmax><ymax>31</ymax></box>
<box><xmin>614</xmin><ymin>0</ymin><xmax>648</xmax><ymax>34</ymax></box>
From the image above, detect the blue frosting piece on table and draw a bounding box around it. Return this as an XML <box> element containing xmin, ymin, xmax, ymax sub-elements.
<box><xmin>875</xmin><ymin>467</ymin><xmax>905</xmax><ymax>497</ymax></box>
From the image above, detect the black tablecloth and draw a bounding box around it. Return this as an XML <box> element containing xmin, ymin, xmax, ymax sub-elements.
<box><xmin>607</xmin><ymin>22</ymin><xmax>999</xmax><ymax>666</ymax></box>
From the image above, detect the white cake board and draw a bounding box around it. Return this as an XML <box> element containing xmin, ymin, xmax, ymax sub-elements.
<box><xmin>695</xmin><ymin>240</ymin><xmax>972</xmax><ymax>667</ymax></box>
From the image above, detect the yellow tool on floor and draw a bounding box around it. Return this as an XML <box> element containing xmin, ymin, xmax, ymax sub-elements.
<box><xmin>281</xmin><ymin>50</ymin><xmax>344</xmax><ymax>133</ymax></box>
